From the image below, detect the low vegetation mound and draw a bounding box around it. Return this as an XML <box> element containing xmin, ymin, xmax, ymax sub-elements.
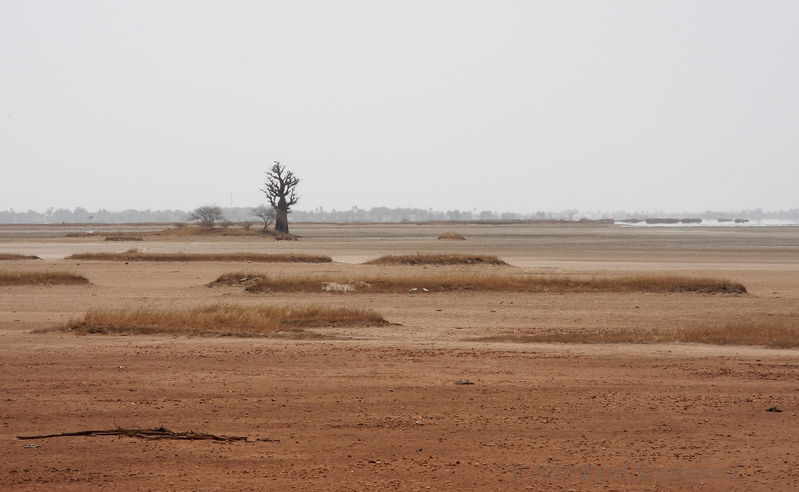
<box><xmin>272</xmin><ymin>231</ymin><xmax>298</xmax><ymax>241</ymax></box>
<box><xmin>62</xmin><ymin>304</ymin><xmax>388</xmax><ymax>337</ymax></box>
<box><xmin>437</xmin><ymin>232</ymin><xmax>466</xmax><ymax>240</ymax></box>
<box><xmin>0</xmin><ymin>254</ymin><xmax>41</xmax><ymax>260</ymax></box>
<box><xmin>104</xmin><ymin>235</ymin><xmax>143</xmax><ymax>241</ymax></box>
<box><xmin>364</xmin><ymin>254</ymin><xmax>506</xmax><ymax>266</ymax></box>
<box><xmin>155</xmin><ymin>226</ymin><xmax>264</xmax><ymax>237</ymax></box>
<box><xmin>0</xmin><ymin>271</ymin><xmax>89</xmax><ymax>285</ymax></box>
<box><xmin>474</xmin><ymin>317</ymin><xmax>797</xmax><ymax>348</ymax></box>
<box><xmin>66</xmin><ymin>249</ymin><xmax>331</xmax><ymax>263</ymax></box>
<box><xmin>675</xmin><ymin>319</ymin><xmax>799</xmax><ymax>348</ymax></box>
<box><xmin>212</xmin><ymin>273</ymin><xmax>745</xmax><ymax>295</ymax></box>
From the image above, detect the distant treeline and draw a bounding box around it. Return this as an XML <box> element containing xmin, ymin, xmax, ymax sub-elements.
<box><xmin>1</xmin><ymin>206</ymin><xmax>798</xmax><ymax>224</ymax></box>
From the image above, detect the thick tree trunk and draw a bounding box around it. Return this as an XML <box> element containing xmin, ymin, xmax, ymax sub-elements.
<box><xmin>275</xmin><ymin>200</ymin><xmax>289</xmax><ymax>234</ymax></box>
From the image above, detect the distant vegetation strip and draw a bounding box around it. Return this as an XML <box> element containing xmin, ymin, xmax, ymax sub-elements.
<box><xmin>212</xmin><ymin>272</ymin><xmax>746</xmax><ymax>295</ymax></box>
<box><xmin>364</xmin><ymin>254</ymin><xmax>506</xmax><ymax>266</ymax></box>
<box><xmin>475</xmin><ymin>318</ymin><xmax>798</xmax><ymax>348</ymax></box>
<box><xmin>66</xmin><ymin>249</ymin><xmax>331</xmax><ymax>263</ymax></box>
<box><xmin>0</xmin><ymin>254</ymin><xmax>41</xmax><ymax>260</ymax></box>
<box><xmin>62</xmin><ymin>304</ymin><xmax>388</xmax><ymax>337</ymax></box>
<box><xmin>0</xmin><ymin>271</ymin><xmax>89</xmax><ymax>285</ymax></box>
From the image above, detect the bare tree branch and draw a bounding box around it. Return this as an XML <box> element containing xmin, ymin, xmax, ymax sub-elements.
<box><xmin>17</xmin><ymin>426</ymin><xmax>255</xmax><ymax>442</ymax></box>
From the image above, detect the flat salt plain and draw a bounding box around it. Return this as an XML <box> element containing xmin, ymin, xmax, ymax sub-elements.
<box><xmin>1</xmin><ymin>222</ymin><xmax>798</xmax><ymax>490</ymax></box>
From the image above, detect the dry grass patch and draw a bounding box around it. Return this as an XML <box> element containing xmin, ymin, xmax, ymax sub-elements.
<box><xmin>475</xmin><ymin>318</ymin><xmax>798</xmax><ymax>348</ymax></box>
<box><xmin>62</xmin><ymin>304</ymin><xmax>389</xmax><ymax>337</ymax></box>
<box><xmin>0</xmin><ymin>254</ymin><xmax>40</xmax><ymax>260</ymax></box>
<box><xmin>476</xmin><ymin>331</ymin><xmax>673</xmax><ymax>344</ymax></box>
<box><xmin>364</xmin><ymin>254</ymin><xmax>506</xmax><ymax>266</ymax></box>
<box><xmin>675</xmin><ymin>319</ymin><xmax>799</xmax><ymax>348</ymax></box>
<box><xmin>0</xmin><ymin>271</ymin><xmax>89</xmax><ymax>285</ymax></box>
<box><xmin>67</xmin><ymin>249</ymin><xmax>331</xmax><ymax>263</ymax></box>
<box><xmin>437</xmin><ymin>232</ymin><xmax>466</xmax><ymax>240</ymax></box>
<box><xmin>153</xmin><ymin>225</ymin><xmax>264</xmax><ymax>237</ymax></box>
<box><xmin>580</xmin><ymin>275</ymin><xmax>746</xmax><ymax>294</ymax></box>
<box><xmin>212</xmin><ymin>272</ymin><xmax>745</xmax><ymax>295</ymax></box>
<box><xmin>272</xmin><ymin>231</ymin><xmax>299</xmax><ymax>241</ymax></box>
<box><xmin>104</xmin><ymin>235</ymin><xmax>143</xmax><ymax>241</ymax></box>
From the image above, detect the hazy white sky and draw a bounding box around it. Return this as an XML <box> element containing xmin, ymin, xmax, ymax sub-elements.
<box><xmin>1</xmin><ymin>1</ymin><xmax>797</xmax><ymax>213</ymax></box>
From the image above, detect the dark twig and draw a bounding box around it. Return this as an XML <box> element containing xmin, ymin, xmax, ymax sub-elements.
<box><xmin>17</xmin><ymin>426</ymin><xmax>249</xmax><ymax>442</ymax></box>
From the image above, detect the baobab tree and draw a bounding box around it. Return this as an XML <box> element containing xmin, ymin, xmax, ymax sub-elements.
<box><xmin>261</xmin><ymin>161</ymin><xmax>299</xmax><ymax>234</ymax></box>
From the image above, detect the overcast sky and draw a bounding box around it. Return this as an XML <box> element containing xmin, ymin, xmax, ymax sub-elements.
<box><xmin>1</xmin><ymin>1</ymin><xmax>797</xmax><ymax>214</ymax></box>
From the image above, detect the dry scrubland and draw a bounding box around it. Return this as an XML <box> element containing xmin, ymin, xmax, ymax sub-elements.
<box><xmin>0</xmin><ymin>253</ymin><xmax>40</xmax><ymax>260</ymax></box>
<box><xmin>0</xmin><ymin>270</ymin><xmax>88</xmax><ymax>285</ymax></box>
<box><xmin>61</xmin><ymin>304</ymin><xmax>388</xmax><ymax>337</ymax></box>
<box><xmin>66</xmin><ymin>249</ymin><xmax>331</xmax><ymax>263</ymax></box>
<box><xmin>1</xmin><ymin>222</ymin><xmax>799</xmax><ymax>490</ymax></box>
<box><xmin>212</xmin><ymin>271</ymin><xmax>746</xmax><ymax>296</ymax></box>
<box><xmin>364</xmin><ymin>253</ymin><xmax>505</xmax><ymax>265</ymax></box>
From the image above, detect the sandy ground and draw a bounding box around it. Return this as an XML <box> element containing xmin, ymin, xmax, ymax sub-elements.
<box><xmin>1</xmin><ymin>223</ymin><xmax>798</xmax><ymax>490</ymax></box>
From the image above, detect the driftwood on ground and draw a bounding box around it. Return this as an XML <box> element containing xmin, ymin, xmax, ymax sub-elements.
<box><xmin>16</xmin><ymin>426</ymin><xmax>260</xmax><ymax>442</ymax></box>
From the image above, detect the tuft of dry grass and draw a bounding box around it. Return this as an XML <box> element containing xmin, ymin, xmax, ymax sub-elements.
<box><xmin>475</xmin><ymin>331</ymin><xmax>671</xmax><ymax>344</ymax></box>
<box><xmin>215</xmin><ymin>272</ymin><xmax>746</xmax><ymax>295</ymax></box>
<box><xmin>437</xmin><ymin>232</ymin><xmax>466</xmax><ymax>240</ymax></box>
<box><xmin>0</xmin><ymin>271</ymin><xmax>89</xmax><ymax>285</ymax></box>
<box><xmin>364</xmin><ymin>254</ymin><xmax>506</xmax><ymax>266</ymax></box>
<box><xmin>675</xmin><ymin>319</ymin><xmax>799</xmax><ymax>348</ymax></box>
<box><xmin>66</xmin><ymin>249</ymin><xmax>331</xmax><ymax>263</ymax></box>
<box><xmin>474</xmin><ymin>318</ymin><xmax>798</xmax><ymax>348</ymax></box>
<box><xmin>272</xmin><ymin>231</ymin><xmax>299</xmax><ymax>241</ymax></box>
<box><xmin>62</xmin><ymin>303</ymin><xmax>389</xmax><ymax>337</ymax></box>
<box><xmin>154</xmin><ymin>225</ymin><xmax>263</xmax><ymax>237</ymax></box>
<box><xmin>0</xmin><ymin>254</ymin><xmax>41</xmax><ymax>260</ymax></box>
<box><xmin>577</xmin><ymin>275</ymin><xmax>747</xmax><ymax>294</ymax></box>
<box><xmin>104</xmin><ymin>235</ymin><xmax>143</xmax><ymax>241</ymax></box>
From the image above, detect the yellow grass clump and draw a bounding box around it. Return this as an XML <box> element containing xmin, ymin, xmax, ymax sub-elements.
<box><xmin>0</xmin><ymin>271</ymin><xmax>89</xmax><ymax>285</ymax></box>
<box><xmin>0</xmin><ymin>254</ymin><xmax>41</xmax><ymax>260</ymax></box>
<box><xmin>211</xmin><ymin>272</ymin><xmax>746</xmax><ymax>295</ymax></box>
<box><xmin>364</xmin><ymin>254</ymin><xmax>506</xmax><ymax>266</ymax></box>
<box><xmin>62</xmin><ymin>304</ymin><xmax>389</xmax><ymax>337</ymax></box>
<box><xmin>66</xmin><ymin>249</ymin><xmax>331</xmax><ymax>263</ymax></box>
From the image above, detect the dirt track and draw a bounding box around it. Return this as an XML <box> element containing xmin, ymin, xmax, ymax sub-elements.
<box><xmin>1</xmin><ymin>223</ymin><xmax>798</xmax><ymax>490</ymax></box>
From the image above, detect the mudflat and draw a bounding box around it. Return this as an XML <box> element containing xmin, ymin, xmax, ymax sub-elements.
<box><xmin>1</xmin><ymin>223</ymin><xmax>798</xmax><ymax>490</ymax></box>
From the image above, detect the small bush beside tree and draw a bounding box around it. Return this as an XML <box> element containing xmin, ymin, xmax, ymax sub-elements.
<box><xmin>188</xmin><ymin>205</ymin><xmax>225</xmax><ymax>228</ymax></box>
<box><xmin>251</xmin><ymin>205</ymin><xmax>277</xmax><ymax>233</ymax></box>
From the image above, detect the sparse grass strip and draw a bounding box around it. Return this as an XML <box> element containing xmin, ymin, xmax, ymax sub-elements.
<box><xmin>675</xmin><ymin>320</ymin><xmax>799</xmax><ymax>348</ymax></box>
<box><xmin>0</xmin><ymin>254</ymin><xmax>41</xmax><ymax>260</ymax></box>
<box><xmin>365</xmin><ymin>254</ymin><xmax>506</xmax><ymax>265</ymax></box>
<box><xmin>66</xmin><ymin>249</ymin><xmax>331</xmax><ymax>263</ymax></box>
<box><xmin>104</xmin><ymin>235</ymin><xmax>143</xmax><ymax>242</ymax></box>
<box><xmin>437</xmin><ymin>232</ymin><xmax>466</xmax><ymax>240</ymax></box>
<box><xmin>63</xmin><ymin>303</ymin><xmax>388</xmax><ymax>336</ymax></box>
<box><xmin>213</xmin><ymin>272</ymin><xmax>745</xmax><ymax>295</ymax></box>
<box><xmin>0</xmin><ymin>271</ymin><xmax>89</xmax><ymax>285</ymax></box>
<box><xmin>476</xmin><ymin>331</ymin><xmax>672</xmax><ymax>344</ymax></box>
<box><xmin>474</xmin><ymin>318</ymin><xmax>798</xmax><ymax>348</ymax></box>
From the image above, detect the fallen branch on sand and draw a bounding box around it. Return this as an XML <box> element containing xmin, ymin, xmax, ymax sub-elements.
<box><xmin>16</xmin><ymin>426</ymin><xmax>263</xmax><ymax>442</ymax></box>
